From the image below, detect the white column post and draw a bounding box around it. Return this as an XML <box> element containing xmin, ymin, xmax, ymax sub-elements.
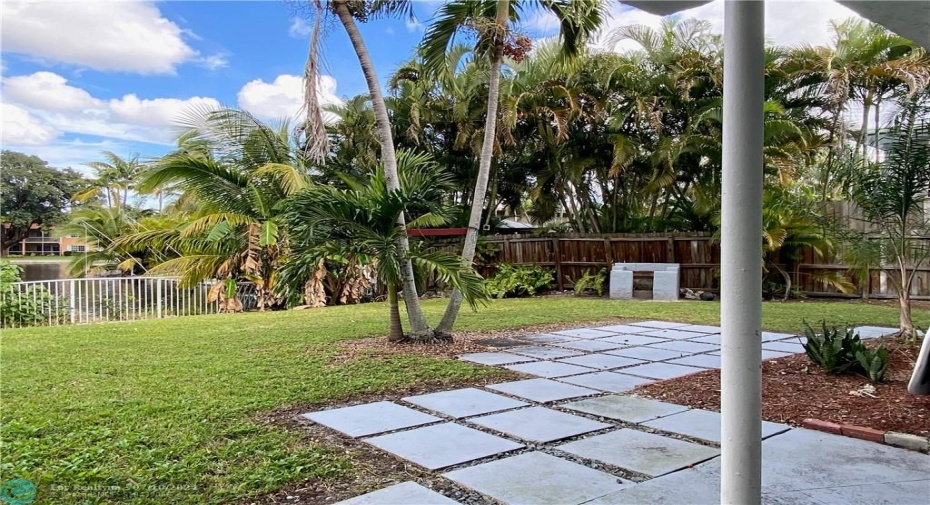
<box><xmin>68</xmin><ymin>279</ymin><xmax>76</xmax><ymax>324</ymax></box>
<box><xmin>721</xmin><ymin>1</ymin><xmax>765</xmax><ymax>504</ymax></box>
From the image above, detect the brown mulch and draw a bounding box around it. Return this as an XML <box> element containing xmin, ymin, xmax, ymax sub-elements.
<box><xmin>324</xmin><ymin>317</ymin><xmax>637</xmax><ymax>367</ymax></box>
<box><xmin>635</xmin><ymin>337</ymin><xmax>930</xmax><ymax>438</ymax></box>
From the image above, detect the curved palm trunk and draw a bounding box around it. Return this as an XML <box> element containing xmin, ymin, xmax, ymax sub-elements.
<box><xmin>387</xmin><ymin>283</ymin><xmax>405</xmax><ymax>342</ymax></box>
<box><xmin>333</xmin><ymin>1</ymin><xmax>432</xmax><ymax>338</ymax></box>
<box><xmin>437</xmin><ymin>0</ymin><xmax>510</xmax><ymax>335</ymax></box>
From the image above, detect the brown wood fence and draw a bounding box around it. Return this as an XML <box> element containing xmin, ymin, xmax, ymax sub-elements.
<box><xmin>427</xmin><ymin>232</ymin><xmax>930</xmax><ymax>300</ymax></box>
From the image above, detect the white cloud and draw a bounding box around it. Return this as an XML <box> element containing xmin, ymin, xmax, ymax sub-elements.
<box><xmin>1</xmin><ymin>103</ymin><xmax>60</xmax><ymax>145</ymax></box>
<box><xmin>237</xmin><ymin>74</ymin><xmax>342</xmax><ymax>121</ymax></box>
<box><xmin>1</xmin><ymin>138</ymin><xmax>149</xmax><ymax>175</ymax></box>
<box><xmin>1</xmin><ymin>71</ymin><xmax>221</xmax><ymax>146</ymax></box>
<box><xmin>0</xmin><ymin>0</ymin><xmax>198</xmax><ymax>74</ymax></box>
<box><xmin>196</xmin><ymin>54</ymin><xmax>230</xmax><ymax>71</ymax></box>
<box><xmin>406</xmin><ymin>17</ymin><xmax>424</xmax><ymax>33</ymax></box>
<box><xmin>2</xmin><ymin>72</ymin><xmax>101</xmax><ymax>111</ymax></box>
<box><xmin>108</xmin><ymin>95</ymin><xmax>222</xmax><ymax>127</ymax></box>
<box><xmin>289</xmin><ymin>17</ymin><xmax>312</xmax><ymax>38</ymax></box>
<box><xmin>597</xmin><ymin>0</ymin><xmax>861</xmax><ymax>52</ymax></box>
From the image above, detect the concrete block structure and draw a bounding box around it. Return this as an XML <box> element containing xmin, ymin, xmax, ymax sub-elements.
<box><xmin>609</xmin><ymin>263</ymin><xmax>680</xmax><ymax>301</ymax></box>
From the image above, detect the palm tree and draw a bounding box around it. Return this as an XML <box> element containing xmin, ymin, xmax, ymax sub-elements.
<box><xmin>281</xmin><ymin>151</ymin><xmax>486</xmax><ymax>342</ymax></box>
<box><xmin>844</xmin><ymin>93</ymin><xmax>930</xmax><ymax>342</ymax></box>
<box><xmin>423</xmin><ymin>0</ymin><xmax>606</xmax><ymax>334</ymax></box>
<box><xmin>115</xmin><ymin>108</ymin><xmax>312</xmax><ymax>310</ymax></box>
<box><xmin>73</xmin><ymin>151</ymin><xmax>143</xmax><ymax>210</ymax></box>
<box><xmin>301</xmin><ymin>0</ymin><xmax>433</xmax><ymax>339</ymax></box>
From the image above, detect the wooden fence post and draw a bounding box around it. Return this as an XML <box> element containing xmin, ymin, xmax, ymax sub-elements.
<box><xmin>666</xmin><ymin>237</ymin><xmax>676</xmax><ymax>263</ymax></box>
<box><xmin>552</xmin><ymin>236</ymin><xmax>564</xmax><ymax>291</ymax></box>
<box><xmin>604</xmin><ymin>238</ymin><xmax>614</xmax><ymax>268</ymax></box>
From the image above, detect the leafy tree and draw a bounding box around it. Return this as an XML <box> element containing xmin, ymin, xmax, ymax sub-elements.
<box><xmin>281</xmin><ymin>151</ymin><xmax>486</xmax><ymax>342</ymax></box>
<box><xmin>301</xmin><ymin>0</ymin><xmax>434</xmax><ymax>338</ymax></box>
<box><xmin>0</xmin><ymin>151</ymin><xmax>86</xmax><ymax>255</ymax></box>
<box><xmin>73</xmin><ymin>151</ymin><xmax>144</xmax><ymax>210</ymax></box>
<box><xmin>116</xmin><ymin>108</ymin><xmax>311</xmax><ymax>310</ymax></box>
<box><xmin>845</xmin><ymin>93</ymin><xmax>930</xmax><ymax>340</ymax></box>
<box><xmin>423</xmin><ymin>0</ymin><xmax>606</xmax><ymax>334</ymax></box>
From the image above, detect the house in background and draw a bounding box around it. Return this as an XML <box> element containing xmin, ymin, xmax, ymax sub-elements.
<box><xmin>5</xmin><ymin>224</ymin><xmax>92</xmax><ymax>256</ymax></box>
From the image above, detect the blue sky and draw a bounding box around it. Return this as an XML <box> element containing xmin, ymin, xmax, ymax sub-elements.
<box><xmin>1</xmin><ymin>1</ymin><xmax>864</xmax><ymax>175</ymax></box>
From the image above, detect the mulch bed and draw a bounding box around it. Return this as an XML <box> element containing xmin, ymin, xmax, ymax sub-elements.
<box><xmin>635</xmin><ymin>337</ymin><xmax>930</xmax><ymax>438</ymax></box>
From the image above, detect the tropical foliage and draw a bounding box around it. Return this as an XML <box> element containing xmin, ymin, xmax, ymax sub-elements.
<box><xmin>45</xmin><ymin>11</ymin><xmax>927</xmax><ymax>346</ymax></box>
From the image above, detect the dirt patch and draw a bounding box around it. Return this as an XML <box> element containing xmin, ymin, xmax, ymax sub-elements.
<box><xmin>324</xmin><ymin>317</ymin><xmax>638</xmax><ymax>367</ymax></box>
<box><xmin>635</xmin><ymin>337</ymin><xmax>930</xmax><ymax>438</ymax></box>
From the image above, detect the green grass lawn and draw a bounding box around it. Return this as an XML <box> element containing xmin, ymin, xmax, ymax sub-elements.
<box><xmin>1</xmin><ymin>297</ymin><xmax>925</xmax><ymax>504</ymax></box>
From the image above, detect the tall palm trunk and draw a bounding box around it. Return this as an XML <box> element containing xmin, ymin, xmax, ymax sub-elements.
<box><xmin>333</xmin><ymin>1</ymin><xmax>432</xmax><ymax>338</ymax></box>
<box><xmin>858</xmin><ymin>90</ymin><xmax>873</xmax><ymax>162</ymax></box>
<box><xmin>387</xmin><ymin>283</ymin><xmax>405</xmax><ymax>342</ymax></box>
<box><xmin>436</xmin><ymin>0</ymin><xmax>510</xmax><ymax>335</ymax></box>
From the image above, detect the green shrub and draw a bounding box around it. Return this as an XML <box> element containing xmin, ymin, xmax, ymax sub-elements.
<box><xmin>573</xmin><ymin>268</ymin><xmax>608</xmax><ymax>296</ymax></box>
<box><xmin>801</xmin><ymin>320</ymin><xmax>890</xmax><ymax>383</ymax></box>
<box><xmin>486</xmin><ymin>264</ymin><xmax>553</xmax><ymax>298</ymax></box>
<box><xmin>801</xmin><ymin>320</ymin><xmax>862</xmax><ymax>374</ymax></box>
<box><xmin>0</xmin><ymin>259</ymin><xmax>64</xmax><ymax>327</ymax></box>
<box><xmin>855</xmin><ymin>346</ymin><xmax>889</xmax><ymax>384</ymax></box>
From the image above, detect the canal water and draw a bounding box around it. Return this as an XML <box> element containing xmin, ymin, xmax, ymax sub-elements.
<box><xmin>13</xmin><ymin>261</ymin><xmax>71</xmax><ymax>282</ymax></box>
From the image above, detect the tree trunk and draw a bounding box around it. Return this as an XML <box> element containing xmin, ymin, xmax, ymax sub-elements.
<box><xmin>898</xmin><ymin>259</ymin><xmax>915</xmax><ymax>338</ymax></box>
<box><xmin>436</xmin><ymin>0</ymin><xmax>510</xmax><ymax>335</ymax></box>
<box><xmin>873</xmin><ymin>99</ymin><xmax>881</xmax><ymax>165</ymax></box>
<box><xmin>858</xmin><ymin>90</ymin><xmax>872</xmax><ymax>163</ymax></box>
<box><xmin>333</xmin><ymin>1</ymin><xmax>431</xmax><ymax>338</ymax></box>
<box><xmin>387</xmin><ymin>283</ymin><xmax>405</xmax><ymax>342</ymax></box>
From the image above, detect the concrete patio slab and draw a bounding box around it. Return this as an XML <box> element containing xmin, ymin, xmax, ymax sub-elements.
<box><xmin>761</xmin><ymin>341</ymin><xmax>806</xmax><ymax>354</ymax></box>
<box><xmin>403</xmin><ymin>388</ymin><xmax>527</xmax><ymax>419</ymax></box>
<box><xmin>620</xmin><ymin>362</ymin><xmax>703</xmax><ymax>380</ymax></box>
<box><xmin>443</xmin><ymin>452</ymin><xmax>628</xmax><ymax>505</ymax></box>
<box><xmin>636</xmin><ymin>328</ymin><xmax>709</xmax><ymax>340</ymax></box>
<box><xmin>301</xmin><ymin>401</ymin><xmax>440</xmax><ymax>438</ymax></box>
<box><xmin>556</xmin><ymin>353</ymin><xmax>645</xmax><ymax>370</ymax></box>
<box><xmin>505</xmin><ymin>361</ymin><xmax>593</xmax><ymax>378</ymax></box>
<box><xmin>761</xmin><ymin>331</ymin><xmax>798</xmax><ymax>342</ymax></box>
<box><xmin>758</xmin><ymin>428</ymin><xmax>930</xmax><ymax>493</ymax></box>
<box><xmin>800</xmin><ymin>479</ymin><xmax>930</xmax><ymax>504</ymax></box>
<box><xmin>853</xmin><ymin>326</ymin><xmax>901</xmax><ymax>340</ymax></box>
<box><xmin>599</xmin><ymin>334</ymin><xmax>670</xmax><ymax>346</ymax></box>
<box><xmin>642</xmin><ymin>408</ymin><xmax>790</xmax><ymax>443</ymax></box>
<box><xmin>334</xmin><ymin>482</ymin><xmax>461</xmax><ymax>505</ymax></box>
<box><xmin>606</xmin><ymin>346</ymin><xmax>687</xmax><ymax>362</ymax></box>
<box><xmin>688</xmin><ymin>334</ymin><xmax>722</xmax><ymax>344</ymax></box>
<box><xmin>676</xmin><ymin>324</ymin><xmax>722</xmax><ymax>334</ymax></box>
<box><xmin>582</xmin><ymin>468</ymin><xmax>824</xmax><ymax>505</ymax></box>
<box><xmin>557</xmin><ymin>371</ymin><xmax>654</xmax><ymax>392</ymax></box>
<box><xmin>457</xmin><ymin>352</ymin><xmax>537</xmax><ymax>366</ymax></box>
<box><xmin>559</xmin><ymin>395</ymin><xmax>687</xmax><ymax>423</ymax></box>
<box><xmin>507</xmin><ymin>346</ymin><xmax>584</xmax><ymax>360</ymax></box>
<box><xmin>364</xmin><ymin>423</ymin><xmax>523</xmax><ymax>470</ymax></box>
<box><xmin>630</xmin><ymin>321</ymin><xmax>689</xmax><ymax>329</ymax></box>
<box><xmin>554</xmin><ymin>328</ymin><xmax>620</xmax><ymax>339</ymax></box>
<box><xmin>487</xmin><ymin>378</ymin><xmax>600</xmax><ymax>403</ymax></box>
<box><xmin>647</xmin><ymin>340</ymin><xmax>719</xmax><ymax>354</ymax></box>
<box><xmin>593</xmin><ymin>324</ymin><xmax>656</xmax><ymax>334</ymax></box>
<box><xmin>519</xmin><ymin>333</ymin><xmax>580</xmax><ymax>344</ymax></box>
<box><xmin>666</xmin><ymin>353</ymin><xmax>722</xmax><ymax>369</ymax></box>
<box><xmin>558</xmin><ymin>428</ymin><xmax>719</xmax><ymax>477</ymax></box>
<box><xmin>552</xmin><ymin>339</ymin><xmax>625</xmax><ymax>352</ymax></box>
<box><xmin>469</xmin><ymin>406</ymin><xmax>611</xmax><ymax>443</ymax></box>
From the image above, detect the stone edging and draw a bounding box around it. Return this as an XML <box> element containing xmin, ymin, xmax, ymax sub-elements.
<box><xmin>802</xmin><ymin>418</ymin><xmax>929</xmax><ymax>453</ymax></box>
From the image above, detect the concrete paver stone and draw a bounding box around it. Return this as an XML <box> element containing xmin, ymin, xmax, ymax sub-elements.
<box><xmin>403</xmin><ymin>388</ymin><xmax>527</xmax><ymax>418</ymax></box>
<box><xmin>559</xmin><ymin>394</ymin><xmax>687</xmax><ymax>423</ymax></box>
<box><xmin>364</xmin><ymin>423</ymin><xmax>523</xmax><ymax>470</ymax></box>
<box><xmin>486</xmin><ymin>378</ymin><xmax>600</xmax><ymax>403</ymax></box>
<box><xmin>301</xmin><ymin>401</ymin><xmax>440</xmax><ymax>438</ymax></box>
<box><xmin>469</xmin><ymin>406</ymin><xmax>611</xmax><ymax>443</ymax></box>
<box><xmin>333</xmin><ymin>482</ymin><xmax>461</xmax><ymax>505</ymax></box>
<box><xmin>443</xmin><ymin>452</ymin><xmax>628</xmax><ymax>505</ymax></box>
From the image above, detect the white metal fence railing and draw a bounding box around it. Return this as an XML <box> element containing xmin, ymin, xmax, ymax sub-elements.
<box><xmin>1</xmin><ymin>277</ymin><xmax>221</xmax><ymax>328</ymax></box>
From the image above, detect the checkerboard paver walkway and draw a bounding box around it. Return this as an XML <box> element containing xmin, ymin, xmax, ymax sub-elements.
<box><xmin>296</xmin><ymin>322</ymin><xmax>917</xmax><ymax>505</ymax></box>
